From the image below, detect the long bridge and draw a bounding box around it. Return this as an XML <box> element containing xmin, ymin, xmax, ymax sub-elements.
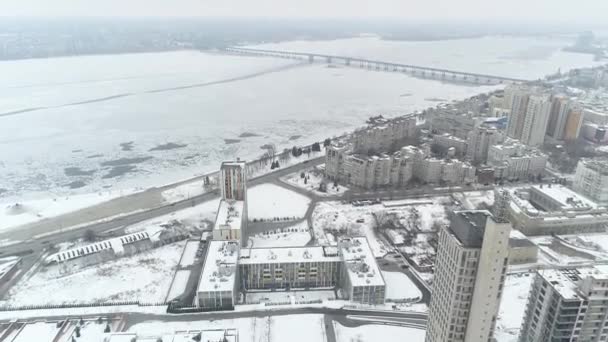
<box><xmin>225</xmin><ymin>47</ymin><xmax>527</xmax><ymax>85</ymax></box>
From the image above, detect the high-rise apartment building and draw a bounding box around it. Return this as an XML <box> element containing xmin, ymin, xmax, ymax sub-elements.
<box><xmin>426</xmin><ymin>210</ymin><xmax>511</xmax><ymax>342</ymax></box>
<box><xmin>466</xmin><ymin>125</ymin><xmax>505</xmax><ymax>164</ymax></box>
<box><xmin>546</xmin><ymin>96</ymin><xmax>573</xmax><ymax>140</ymax></box>
<box><xmin>220</xmin><ymin>161</ymin><xmax>247</xmax><ymax>201</ymax></box>
<box><xmin>519</xmin><ymin>266</ymin><xmax>608</xmax><ymax>342</ymax></box>
<box><xmin>520</xmin><ymin>94</ymin><xmax>552</xmax><ymax>147</ymax></box>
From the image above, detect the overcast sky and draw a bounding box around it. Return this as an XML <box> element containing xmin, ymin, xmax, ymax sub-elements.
<box><xmin>2</xmin><ymin>0</ymin><xmax>607</xmax><ymax>24</ymax></box>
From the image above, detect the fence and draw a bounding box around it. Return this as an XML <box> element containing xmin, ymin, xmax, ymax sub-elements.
<box><xmin>0</xmin><ymin>301</ymin><xmax>166</xmax><ymax>312</ymax></box>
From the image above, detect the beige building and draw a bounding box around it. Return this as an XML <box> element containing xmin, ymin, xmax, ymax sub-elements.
<box><xmin>353</xmin><ymin>115</ymin><xmax>416</xmax><ymax>154</ymax></box>
<box><xmin>466</xmin><ymin>125</ymin><xmax>505</xmax><ymax>164</ymax></box>
<box><xmin>487</xmin><ymin>140</ymin><xmax>547</xmax><ymax>180</ymax></box>
<box><xmin>520</xmin><ymin>266</ymin><xmax>608</xmax><ymax>342</ymax></box>
<box><xmin>426</xmin><ymin>210</ymin><xmax>511</xmax><ymax>342</ymax></box>
<box><xmin>507</xmin><ymin>184</ymin><xmax>608</xmax><ymax>235</ymax></box>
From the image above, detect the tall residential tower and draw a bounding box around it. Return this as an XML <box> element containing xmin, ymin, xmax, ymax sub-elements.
<box><xmin>426</xmin><ymin>210</ymin><xmax>512</xmax><ymax>342</ymax></box>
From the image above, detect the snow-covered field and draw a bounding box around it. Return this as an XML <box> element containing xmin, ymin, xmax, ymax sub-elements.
<box><xmin>333</xmin><ymin>322</ymin><xmax>425</xmax><ymax>342</ymax></box>
<box><xmin>281</xmin><ymin>167</ymin><xmax>349</xmax><ymax>197</ymax></box>
<box><xmin>383</xmin><ymin>197</ymin><xmax>450</xmax><ymax>232</ymax></box>
<box><xmin>248</xmin><ymin>220</ymin><xmax>311</xmax><ymax>248</ymax></box>
<box><xmin>0</xmin><ymin>189</ymin><xmax>136</xmax><ymax>234</ymax></box>
<box><xmin>494</xmin><ymin>273</ymin><xmax>534</xmax><ymax>342</ymax></box>
<box><xmin>247</xmin><ymin>183</ymin><xmax>311</xmax><ymax>220</ymax></box>
<box><xmin>313</xmin><ymin>201</ymin><xmax>390</xmax><ymax>257</ymax></box>
<box><xmin>245</xmin><ymin>289</ymin><xmax>336</xmax><ymax>304</ymax></box>
<box><xmin>166</xmin><ymin>270</ymin><xmax>191</xmax><ymax>302</ymax></box>
<box><xmin>128</xmin><ymin>314</ymin><xmax>326</xmax><ymax>342</ymax></box>
<box><xmin>179</xmin><ymin>240</ymin><xmax>201</xmax><ymax>267</ymax></box>
<box><xmin>382</xmin><ymin>271</ymin><xmax>423</xmax><ymax>302</ymax></box>
<box><xmin>1</xmin><ymin>241</ymin><xmax>185</xmax><ymax>307</ymax></box>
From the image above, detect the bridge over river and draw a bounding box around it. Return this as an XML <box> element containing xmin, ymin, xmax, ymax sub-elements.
<box><xmin>225</xmin><ymin>47</ymin><xmax>527</xmax><ymax>85</ymax></box>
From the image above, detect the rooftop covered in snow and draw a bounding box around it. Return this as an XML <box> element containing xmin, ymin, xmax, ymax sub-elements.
<box><xmin>538</xmin><ymin>266</ymin><xmax>608</xmax><ymax>300</ymax></box>
<box><xmin>239</xmin><ymin>245</ymin><xmax>341</xmax><ymax>265</ymax></box>
<box><xmin>339</xmin><ymin>237</ymin><xmax>385</xmax><ymax>287</ymax></box>
<box><xmin>198</xmin><ymin>240</ymin><xmax>239</xmax><ymax>293</ymax></box>
<box><xmin>214</xmin><ymin>200</ymin><xmax>245</xmax><ymax>232</ymax></box>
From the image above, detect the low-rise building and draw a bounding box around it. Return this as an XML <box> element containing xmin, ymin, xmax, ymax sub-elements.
<box><xmin>520</xmin><ymin>266</ymin><xmax>608</xmax><ymax>342</ymax></box>
<box><xmin>213</xmin><ymin>200</ymin><xmax>246</xmax><ymax>243</ymax></box>
<box><xmin>508</xmin><ymin>230</ymin><xmax>538</xmax><ymax>264</ymax></box>
<box><xmin>239</xmin><ymin>245</ymin><xmax>342</xmax><ymax>291</ymax></box>
<box><xmin>507</xmin><ymin>185</ymin><xmax>608</xmax><ymax>235</ymax></box>
<box><xmin>487</xmin><ymin>139</ymin><xmax>547</xmax><ymax>180</ymax></box>
<box><xmin>573</xmin><ymin>158</ymin><xmax>608</xmax><ymax>205</ymax></box>
<box><xmin>197</xmin><ymin>240</ymin><xmax>239</xmax><ymax>309</ymax></box>
<box><xmin>339</xmin><ymin>237</ymin><xmax>386</xmax><ymax>305</ymax></box>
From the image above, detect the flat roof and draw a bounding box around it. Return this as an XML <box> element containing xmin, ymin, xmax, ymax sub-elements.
<box><xmin>214</xmin><ymin>200</ymin><xmax>244</xmax><ymax>231</ymax></box>
<box><xmin>449</xmin><ymin>210</ymin><xmax>491</xmax><ymax>248</ymax></box>
<box><xmin>221</xmin><ymin>160</ymin><xmax>246</xmax><ymax>168</ymax></box>
<box><xmin>539</xmin><ymin>267</ymin><xmax>608</xmax><ymax>300</ymax></box>
<box><xmin>198</xmin><ymin>240</ymin><xmax>239</xmax><ymax>293</ymax></box>
<box><xmin>239</xmin><ymin>245</ymin><xmax>341</xmax><ymax>265</ymax></box>
<box><xmin>531</xmin><ymin>185</ymin><xmax>597</xmax><ymax>210</ymax></box>
<box><xmin>339</xmin><ymin>237</ymin><xmax>385</xmax><ymax>287</ymax></box>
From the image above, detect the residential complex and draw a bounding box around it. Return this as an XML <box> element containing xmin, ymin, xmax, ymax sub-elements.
<box><xmin>487</xmin><ymin>139</ymin><xmax>547</xmax><ymax>181</ymax></box>
<box><xmin>197</xmin><ymin>236</ymin><xmax>386</xmax><ymax>309</ymax></box>
<box><xmin>465</xmin><ymin>125</ymin><xmax>505</xmax><ymax>164</ymax></box>
<box><xmin>520</xmin><ymin>266</ymin><xmax>608</xmax><ymax>342</ymax></box>
<box><xmin>504</xmin><ymin>86</ymin><xmax>552</xmax><ymax>147</ymax></box>
<box><xmin>573</xmin><ymin>158</ymin><xmax>608</xmax><ymax>206</ymax></box>
<box><xmin>213</xmin><ymin>160</ymin><xmax>248</xmax><ymax>244</ymax></box>
<box><xmin>505</xmin><ymin>184</ymin><xmax>608</xmax><ymax>235</ymax></box>
<box><xmin>352</xmin><ymin>115</ymin><xmax>417</xmax><ymax>154</ymax></box>
<box><xmin>426</xmin><ymin>210</ymin><xmax>511</xmax><ymax>342</ymax></box>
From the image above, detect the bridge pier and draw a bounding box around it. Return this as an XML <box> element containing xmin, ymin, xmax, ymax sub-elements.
<box><xmin>308</xmin><ymin>55</ymin><xmax>314</xmax><ymax>64</ymax></box>
<box><xmin>345</xmin><ymin>58</ymin><xmax>351</xmax><ymax>66</ymax></box>
<box><xmin>326</xmin><ymin>56</ymin><xmax>332</xmax><ymax>64</ymax></box>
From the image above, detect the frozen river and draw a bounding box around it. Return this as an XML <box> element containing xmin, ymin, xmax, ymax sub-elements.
<box><xmin>0</xmin><ymin>35</ymin><xmax>600</xmax><ymax>202</ymax></box>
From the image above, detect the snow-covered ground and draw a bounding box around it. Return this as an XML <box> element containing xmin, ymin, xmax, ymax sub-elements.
<box><xmin>12</xmin><ymin>322</ymin><xmax>60</xmax><ymax>342</ymax></box>
<box><xmin>125</xmin><ymin>198</ymin><xmax>219</xmax><ymax>235</ymax></box>
<box><xmin>312</xmin><ymin>201</ymin><xmax>390</xmax><ymax>257</ymax></box>
<box><xmin>333</xmin><ymin>322</ymin><xmax>425</xmax><ymax>342</ymax></box>
<box><xmin>383</xmin><ymin>197</ymin><xmax>450</xmax><ymax>232</ymax></box>
<box><xmin>0</xmin><ymin>189</ymin><xmax>136</xmax><ymax>234</ymax></box>
<box><xmin>382</xmin><ymin>271</ymin><xmax>423</xmax><ymax>302</ymax></box>
<box><xmin>281</xmin><ymin>167</ymin><xmax>349</xmax><ymax>197</ymax></box>
<box><xmin>245</xmin><ymin>289</ymin><xmax>336</xmax><ymax>304</ymax></box>
<box><xmin>1</xmin><ymin>241</ymin><xmax>185</xmax><ymax>307</ymax></box>
<box><xmin>179</xmin><ymin>240</ymin><xmax>201</xmax><ymax>267</ymax></box>
<box><xmin>531</xmin><ymin>235</ymin><xmax>601</xmax><ymax>266</ymax></box>
<box><xmin>247</xmin><ymin>183</ymin><xmax>311</xmax><ymax>220</ymax></box>
<box><xmin>166</xmin><ymin>270</ymin><xmax>191</xmax><ymax>302</ymax></box>
<box><xmin>494</xmin><ymin>273</ymin><xmax>534</xmax><ymax>342</ymax></box>
<box><xmin>248</xmin><ymin>220</ymin><xmax>311</xmax><ymax>248</ymax></box>
<box><xmin>452</xmin><ymin>190</ymin><xmax>495</xmax><ymax>210</ymax></box>
<box><xmin>128</xmin><ymin>314</ymin><xmax>326</xmax><ymax>342</ymax></box>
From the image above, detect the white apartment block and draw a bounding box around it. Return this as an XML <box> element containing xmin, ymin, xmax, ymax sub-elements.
<box><xmin>197</xmin><ymin>240</ymin><xmax>239</xmax><ymax>309</ymax></box>
<box><xmin>466</xmin><ymin>125</ymin><xmax>505</xmax><ymax>164</ymax></box>
<box><xmin>426</xmin><ymin>210</ymin><xmax>511</xmax><ymax>342</ymax></box>
<box><xmin>506</xmin><ymin>184</ymin><xmax>608</xmax><ymax>235</ymax></box>
<box><xmin>520</xmin><ymin>266</ymin><xmax>608</xmax><ymax>342</ymax></box>
<box><xmin>574</xmin><ymin>158</ymin><xmax>608</xmax><ymax>206</ymax></box>
<box><xmin>487</xmin><ymin>140</ymin><xmax>547</xmax><ymax>180</ymax></box>
<box><xmin>353</xmin><ymin>115</ymin><xmax>417</xmax><ymax>154</ymax></box>
<box><xmin>427</xmin><ymin>105</ymin><xmax>480</xmax><ymax>140</ymax></box>
<box><xmin>520</xmin><ymin>94</ymin><xmax>552</xmax><ymax>146</ymax></box>
<box><xmin>433</xmin><ymin>133</ymin><xmax>468</xmax><ymax>156</ymax></box>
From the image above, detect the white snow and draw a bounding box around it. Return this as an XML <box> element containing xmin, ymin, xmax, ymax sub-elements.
<box><xmin>333</xmin><ymin>322</ymin><xmax>425</xmax><ymax>342</ymax></box>
<box><xmin>12</xmin><ymin>322</ymin><xmax>60</xmax><ymax>342</ymax></box>
<box><xmin>245</xmin><ymin>289</ymin><xmax>336</xmax><ymax>304</ymax></box>
<box><xmin>1</xmin><ymin>241</ymin><xmax>185</xmax><ymax>307</ymax></box>
<box><xmin>179</xmin><ymin>240</ymin><xmax>200</xmax><ymax>267</ymax></box>
<box><xmin>281</xmin><ymin>167</ymin><xmax>349</xmax><ymax>197</ymax></box>
<box><xmin>381</xmin><ymin>271</ymin><xmax>423</xmax><ymax>302</ymax></box>
<box><xmin>166</xmin><ymin>270</ymin><xmax>191</xmax><ymax>302</ymax></box>
<box><xmin>247</xmin><ymin>183</ymin><xmax>311</xmax><ymax>220</ymax></box>
<box><xmin>312</xmin><ymin>201</ymin><xmax>389</xmax><ymax>256</ymax></box>
<box><xmin>127</xmin><ymin>314</ymin><xmax>326</xmax><ymax>342</ymax></box>
<box><xmin>0</xmin><ymin>190</ymin><xmax>136</xmax><ymax>233</ymax></box>
<box><xmin>494</xmin><ymin>273</ymin><xmax>534</xmax><ymax>342</ymax></box>
<box><xmin>247</xmin><ymin>220</ymin><xmax>311</xmax><ymax>248</ymax></box>
<box><xmin>161</xmin><ymin>180</ymin><xmax>208</xmax><ymax>203</ymax></box>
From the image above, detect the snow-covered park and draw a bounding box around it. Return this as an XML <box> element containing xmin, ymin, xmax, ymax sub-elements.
<box><xmin>247</xmin><ymin>183</ymin><xmax>311</xmax><ymax>220</ymax></box>
<box><xmin>281</xmin><ymin>167</ymin><xmax>348</xmax><ymax>197</ymax></box>
<box><xmin>1</xmin><ymin>241</ymin><xmax>185</xmax><ymax>307</ymax></box>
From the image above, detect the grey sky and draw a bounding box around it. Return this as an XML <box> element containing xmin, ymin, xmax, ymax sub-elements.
<box><xmin>2</xmin><ymin>0</ymin><xmax>608</xmax><ymax>23</ymax></box>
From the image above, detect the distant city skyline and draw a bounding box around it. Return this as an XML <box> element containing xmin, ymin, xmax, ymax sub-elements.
<box><xmin>1</xmin><ymin>0</ymin><xmax>608</xmax><ymax>25</ymax></box>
